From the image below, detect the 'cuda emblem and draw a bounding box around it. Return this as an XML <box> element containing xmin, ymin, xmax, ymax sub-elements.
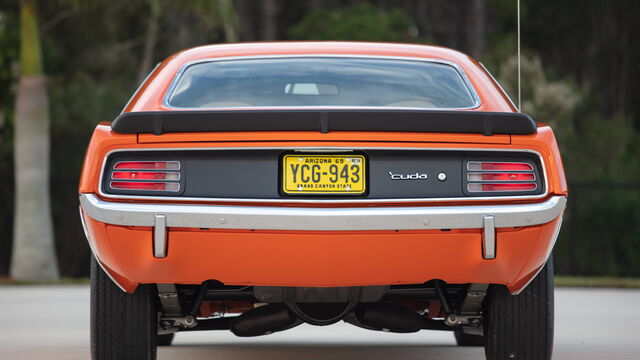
<box><xmin>389</xmin><ymin>172</ymin><xmax>428</xmax><ymax>180</ymax></box>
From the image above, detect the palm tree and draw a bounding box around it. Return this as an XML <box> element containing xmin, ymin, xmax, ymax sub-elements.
<box><xmin>217</xmin><ymin>0</ymin><xmax>238</xmax><ymax>42</ymax></box>
<box><xmin>10</xmin><ymin>0</ymin><xmax>59</xmax><ymax>281</ymax></box>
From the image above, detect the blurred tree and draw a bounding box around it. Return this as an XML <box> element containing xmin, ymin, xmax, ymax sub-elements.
<box><xmin>261</xmin><ymin>0</ymin><xmax>279</xmax><ymax>40</ymax></box>
<box><xmin>173</xmin><ymin>0</ymin><xmax>238</xmax><ymax>43</ymax></box>
<box><xmin>10</xmin><ymin>0</ymin><xmax>59</xmax><ymax>281</ymax></box>
<box><xmin>218</xmin><ymin>0</ymin><xmax>238</xmax><ymax>42</ymax></box>
<box><xmin>465</xmin><ymin>0</ymin><xmax>486</xmax><ymax>59</ymax></box>
<box><xmin>289</xmin><ymin>3</ymin><xmax>416</xmax><ymax>42</ymax></box>
<box><xmin>498</xmin><ymin>54</ymin><xmax>580</xmax><ymax>128</ymax></box>
<box><xmin>498</xmin><ymin>52</ymin><xmax>640</xmax><ymax>277</ymax></box>
<box><xmin>234</xmin><ymin>0</ymin><xmax>259</xmax><ymax>41</ymax></box>
<box><xmin>0</xmin><ymin>0</ymin><xmax>638</xmax><ymax>278</ymax></box>
<box><xmin>0</xmin><ymin>4</ymin><xmax>18</xmax><ymax>276</ymax></box>
<box><xmin>137</xmin><ymin>0</ymin><xmax>161</xmax><ymax>83</ymax></box>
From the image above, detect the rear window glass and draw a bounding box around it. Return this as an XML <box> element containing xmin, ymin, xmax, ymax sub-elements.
<box><xmin>166</xmin><ymin>57</ymin><xmax>479</xmax><ymax>109</ymax></box>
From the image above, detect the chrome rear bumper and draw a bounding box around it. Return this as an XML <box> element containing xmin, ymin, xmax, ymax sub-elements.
<box><xmin>80</xmin><ymin>193</ymin><xmax>565</xmax><ymax>260</ymax></box>
<box><xmin>80</xmin><ymin>193</ymin><xmax>565</xmax><ymax>231</ymax></box>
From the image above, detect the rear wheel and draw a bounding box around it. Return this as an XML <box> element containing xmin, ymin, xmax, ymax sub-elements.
<box><xmin>157</xmin><ymin>333</ymin><xmax>175</xmax><ymax>346</ymax></box>
<box><xmin>454</xmin><ymin>330</ymin><xmax>484</xmax><ymax>346</ymax></box>
<box><xmin>91</xmin><ymin>257</ymin><xmax>158</xmax><ymax>360</ymax></box>
<box><xmin>484</xmin><ymin>257</ymin><xmax>554</xmax><ymax>360</ymax></box>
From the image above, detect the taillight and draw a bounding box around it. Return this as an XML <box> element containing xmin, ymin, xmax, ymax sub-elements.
<box><xmin>114</xmin><ymin>161</ymin><xmax>180</xmax><ymax>170</ymax></box>
<box><xmin>107</xmin><ymin>161</ymin><xmax>181</xmax><ymax>193</ymax></box>
<box><xmin>466</xmin><ymin>160</ymin><xmax>538</xmax><ymax>194</ymax></box>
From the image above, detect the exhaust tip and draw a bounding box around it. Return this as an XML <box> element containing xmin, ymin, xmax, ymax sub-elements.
<box><xmin>354</xmin><ymin>302</ymin><xmax>425</xmax><ymax>333</ymax></box>
<box><xmin>231</xmin><ymin>304</ymin><xmax>300</xmax><ymax>337</ymax></box>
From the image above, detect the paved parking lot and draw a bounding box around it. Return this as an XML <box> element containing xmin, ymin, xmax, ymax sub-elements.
<box><xmin>1</xmin><ymin>286</ymin><xmax>638</xmax><ymax>359</ymax></box>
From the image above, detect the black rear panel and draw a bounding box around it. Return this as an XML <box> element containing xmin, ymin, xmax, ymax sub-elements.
<box><xmin>101</xmin><ymin>149</ymin><xmax>544</xmax><ymax>199</ymax></box>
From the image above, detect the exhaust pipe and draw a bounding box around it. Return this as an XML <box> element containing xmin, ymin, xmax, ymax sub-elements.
<box><xmin>231</xmin><ymin>304</ymin><xmax>301</xmax><ymax>337</ymax></box>
<box><xmin>352</xmin><ymin>302</ymin><xmax>425</xmax><ymax>333</ymax></box>
<box><xmin>231</xmin><ymin>301</ymin><xmax>424</xmax><ymax>336</ymax></box>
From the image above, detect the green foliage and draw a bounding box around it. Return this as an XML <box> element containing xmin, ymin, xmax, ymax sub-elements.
<box><xmin>554</xmin><ymin>276</ymin><xmax>640</xmax><ymax>288</ymax></box>
<box><xmin>0</xmin><ymin>0</ymin><xmax>638</xmax><ymax>278</ymax></box>
<box><xmin>19</xmin><ymin>2</ymin><xmax>43</xmax><ymax>76</ymax></box>
<box><xmin>557</xmin><ymin>188</ymin><xmax>640</xmax><ymax>277</ymax></box>
<box><xmin>46</xmin><ymin>71</ymin><xmax>132</xmax><ymax>276</ymax></box>
<box><xmin>555</xmin><ymin>114</ymin><xmax>640</xmax><ymax>276</ymax></box>
<box><xmin>288</xmin><ymin>3</ymin><xmax>417</xmax><ymax>42</ymax></box>
<box><xmin>0</xmin><ymin>9</ymin><xmax>16</xmax><ymax>121</ymax></box>
<box><xmin>0</xmin><ymin>3</ymin><xmax>18</xmax><ymax>276</ymax></box>
<box><xmin>216</xmin><ymin>0</ymin><xmax>238</xmax><ymax>42</ymax></box>
<box><xmin>25</xmin><ymin>0</ymin><xmax>237</xmax><ymax>276</ymax></box>
<box><xmin>497</xmin><ymin>52</ymin><xmax>640</xmax><ymax>277</ymax></box>
<box><xmin>498</xmin><ymin>53</ymin><xmax>580</xmax><ymax>127</ymax></box>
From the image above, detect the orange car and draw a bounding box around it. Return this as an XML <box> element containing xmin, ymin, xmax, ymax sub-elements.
<box><xmin>79</xmin><ymin>42</ymin><xmax>566</xmax><ymax>360</ymax></box>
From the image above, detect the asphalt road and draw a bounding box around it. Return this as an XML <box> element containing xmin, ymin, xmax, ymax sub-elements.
<box><xmin>1</xmin><ymin>286</ymin><xmax>639</xmax><ymax>360</ymax></box>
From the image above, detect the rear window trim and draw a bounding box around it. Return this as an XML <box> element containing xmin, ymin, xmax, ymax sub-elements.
<box><xmin>162</xmin><ymin>54</ymin><xmax>482</xmax><ymax>111</ymax></box>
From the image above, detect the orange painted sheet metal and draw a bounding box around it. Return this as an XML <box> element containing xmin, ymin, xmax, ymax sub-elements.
<box><xmin>78</xmin><ymin>124</ymin><xmax>137</xmax><ymax>194</ymax></box>
<box><xmin>137</xmin><ymin>131</ymin><xmax>511</xmax><ymax>144</ymax></box>
<box><xmin>82</xmin><ymin>212</ymin><xmax>138</xmax><ymax>292</ymax></box>
<box><xmin>86</xmin><ymin>216</ymin><xmax>561</xmax><ymax>294</ymax></box>
<box><xmin>513</xmin><ymin>125</ymin><xmax>568</xmax><ymax>195</ymax></box>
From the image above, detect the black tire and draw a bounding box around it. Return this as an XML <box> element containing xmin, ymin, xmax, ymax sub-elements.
<box><xmin>484</xmin><ymin>257</ymin><xmax>554</xmax><ymax>360</ymax></box>
<box><xmin>454</xmin><ymin>330</ymin><xmax>484</xmax><ymax>346</ymax></box>
<box><xmin>157</xmin><ymin>333</ymin><xmax>175</xmax><ymax>346</ymax></box>
<box><xmin>91</xmin><ymin>256</ymin><xmax>158</xmax><ymax>360</ymax></box>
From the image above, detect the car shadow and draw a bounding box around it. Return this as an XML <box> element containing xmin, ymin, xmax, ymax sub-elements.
<box><xmin>158</xmin><ymin>342</ymin><xmax>482</xmax><ymax>360</ymax></box>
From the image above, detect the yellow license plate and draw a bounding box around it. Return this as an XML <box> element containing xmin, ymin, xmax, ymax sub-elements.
<box><xmin>282</xmin><ymin>154</ymin><xmax>366</xmax><ymax>195</ymax></box>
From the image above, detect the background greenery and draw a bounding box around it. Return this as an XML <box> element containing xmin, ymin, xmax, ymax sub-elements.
<box><xmin>0</xmin><ymin>0</ymin><xmax>638</xmax><ymax>278</ymax></box>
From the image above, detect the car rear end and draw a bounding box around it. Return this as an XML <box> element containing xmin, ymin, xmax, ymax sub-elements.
<box><xmin>80</xmin><ymin>133</ymin><xmax>565</xmax><ymax>291</ymax></box>
<box><xmin>80</xmin><ymin>43</ymin><xmax>567</xmax><ymax>360</ymax></box>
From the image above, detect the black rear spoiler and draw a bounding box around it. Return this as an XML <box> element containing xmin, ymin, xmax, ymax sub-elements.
<box><xmin>111</xmin><ymin>109</ymin><xmax>537</xmax><ymax>136</ymax></box>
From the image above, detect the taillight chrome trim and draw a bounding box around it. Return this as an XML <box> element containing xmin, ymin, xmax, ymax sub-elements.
<box><xmin>111</xmin><ymin>171</ymin><xmax>181</xmax><ymax>181</ymax></box>
<box><xmin>466</xmin><ymin>161</ymin><xmax>534</xmax><ymax>172</ymax></box>
<box><xmin>467</xmin><ymin>173</ymin><xmax>536</xmax><ymax>182</ymax></box>
<box><xmin>113</xmin><ymin>160</ymin><xmax>181</xmax><ymax>171</ymax></box>
<box><xmin>465</xmin><ymin>159</ymin><xmax>539</xmax><ymax>195</ymax></box>
<box><xmin>109</xmin><ymin>181</ymin><xmax>181</xmax><ymax>192</ymax></box>
<box><xmin>97</xmin><ymin>146</ymin><xmax>549</xmax><ymax>204</ymax></box>
<box><xmin>467</xmin><ymin>183</ymin><xmax>538</xmax><ymax>193</ymax></box>
<box><xmin>106</xmin><ymin>160</ymin><xmax>183</xmax><ymax>195</ymax></box>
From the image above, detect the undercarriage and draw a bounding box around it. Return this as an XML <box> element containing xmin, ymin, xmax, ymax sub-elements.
<box><xmin>156</xmin><ymin>281</ymin><xmax>486</xmax><ymax>337</ymax></box>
